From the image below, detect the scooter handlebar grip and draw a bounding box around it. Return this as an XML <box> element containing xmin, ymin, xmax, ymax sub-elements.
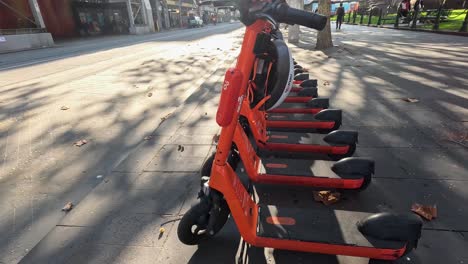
<box><xmin>275</xmin><ymin>4</ymin><xmax>327</xmax><ymax>31</ymax></box>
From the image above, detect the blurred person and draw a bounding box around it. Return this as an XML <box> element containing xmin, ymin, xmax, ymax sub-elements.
<box><xmin>336</xmin><ymin>3</ymin><xmax>345</xmax><ymax>30</ymax></box>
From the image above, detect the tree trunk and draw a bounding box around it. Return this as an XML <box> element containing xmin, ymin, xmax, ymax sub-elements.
<box><xmin>316</xmin><ymin>0</ymin><xmax>333</xmax><ymax>49</ymax></box>
<box><xmin>288</xmin><ymin>0</ymin><xmax>303</xmax><ymax>43</ymax></box>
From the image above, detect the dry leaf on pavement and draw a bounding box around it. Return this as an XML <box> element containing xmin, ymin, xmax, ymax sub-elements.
<box><xmin>402</xmin><ymin>98</ymin><xmax>419</xmax><ymax>103</ymax></box>
<box><xmin>60</xmin><ymin>106</ymin><xmax>70</xmax><ymax>110</ymax></box>
<box><xmin>323</xmin><ymin>81</ymin><xmax>330</xmax><ymax>86</ymax></box>
<box><xmin>177</xmin><ymin>145</ymin><xmax>185</xmax><ymax>152</ymax></box>
<box><xmin>411</xmin><ymin>203</ymin><xmax>437</xmax><ymax>220</ymax></box>
<box><xmin>313</xmin><ymin>190</ymin><xmax>341</xmax><ymax>205</ymax></box>
<box><xmin>74</xmin><ymin>139</ymin><xmax>88</xmax><ymax>147</ymax></box>
<box><xmin>147</xmin><ymin>92</ymin><xmax>153</xmax><ymax>97</ymax></box>
<box><xmin>62</xmin><ymin>202</ymin><xmax>74</xmax><ymax>212</ymax></box>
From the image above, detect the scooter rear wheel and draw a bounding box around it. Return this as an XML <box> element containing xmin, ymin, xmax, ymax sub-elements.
<box><xmin>200</xmin><ymin>151</ymin><xmax>240</xmax><ymax>178</ymax></box>
<box><xmin>178</xmin><ymin>199</ymin><xmax>230</xmax><ymax>245</ymax></box>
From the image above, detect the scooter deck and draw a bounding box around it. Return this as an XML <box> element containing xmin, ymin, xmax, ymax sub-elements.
<box><xmin>235</xmin><ymin>156</ymin><xmax>371</xmax><ymax>189</ymax></box>
<box><xmin>268</xmin><ymin>113</ymin><xmax>323</xmax><ymax>122</ymax></box>
<box><xmin>266</xmin><ymin>112</ymin><xmax>339</xmax><ymax>130</ymax></box>
<box><xmin>268</xmin><ymin>103</ymin><xmax>324</xmax><ymax>114</ymax></box>
<box><xmin>260</xmin><ymin>158</ymin><xmax>348</xmax><ymax>178</ymax></box>
<box><xmin>267</xmin><ymin>131</ymin><xmax>328</xmax><ymax>145</ymax></box>
<box><xmin>259</xmin><ymin>130</ymin><xmax>354</xmax><ymax>157</ymax></box>
<box><xmin>285</xmin><ymin>96</ymin><xmax>314</xmax><ymax>103</ymax></box>
<box><xmin>257</xmin><ymin>205</ymin><xmax>405</xmax><ymax>249</ymax></box>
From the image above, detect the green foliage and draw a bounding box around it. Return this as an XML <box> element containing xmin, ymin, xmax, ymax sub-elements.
<box><xmin>420</xmin><ymin>9</ymin><xmax>467</xmax><ymax>31</ymax></box>
<box><xmin>337</xmin><ymin>9</ymin><xmax>467</xmax><ymax>31</ymax></box>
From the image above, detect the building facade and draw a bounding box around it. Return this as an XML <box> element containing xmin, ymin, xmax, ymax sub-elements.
<box><xmin>1</xmin><ymin>0</ymin><xmax>158</xmax><ymax>39</ymax></box>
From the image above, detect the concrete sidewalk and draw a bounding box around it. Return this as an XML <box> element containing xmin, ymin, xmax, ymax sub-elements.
<box><xmin>20</xmin><ymin>25</ymin><xmax>468</xmax><ymax>264</ymax></box>
<box><xmin>19</xmin><ymin>55</ymin><xmax>233</xmax><ymax>264</ymax></box>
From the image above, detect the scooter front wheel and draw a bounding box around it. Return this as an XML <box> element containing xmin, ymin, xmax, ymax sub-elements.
<box><xmin>178</xmin><ymin>199</ymin><xmax>230</xmax><ymax>245</ymax></box>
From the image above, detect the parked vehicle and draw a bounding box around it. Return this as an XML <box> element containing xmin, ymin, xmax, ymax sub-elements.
<box><xmin>188</xmin><ymin>15</ymin><xmax>203</xmax><ymax>28</ymax></box>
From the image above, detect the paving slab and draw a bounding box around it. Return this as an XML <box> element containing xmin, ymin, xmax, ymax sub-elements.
<box><xmin>144</xmin><ymin>144</ymin><xmax>213</xmax><ymax>172</ymax></box>
<box><xmin>357</xmin><ymin>126</ymin><xmax>438</xmax><ymax>148</ymax></box>
<box><xmin>59</xmin><ymin>172</ymin><xmax>138</xmax><ymax>227</ymax></box>
<box><xmin>354</xmin><ymin>147</ymin><xmax>408</xmax><ymax>179</ymax></box>
<box><xmin>394</xmin><ymin>230</ymin><xmax>468</xmax><ymax>264</ymax></box>
<box><xmin>66</xmin><ymin>244</ymin><xmax>160</xmax><ymax>264</ymax></box>
<box><xmin>113</xmin><ymin>141</ymin><xmax>168</xmax><ymax>173</ymax></box>
<box><xmin>123</xmin><ymin>172</ymin><xmax>199</xmax><ymax>216</ymax></box>
<box><xmin>388</xmin><ymin>147</ymin><xmax>468</xmax><ymax>180</ymax></box>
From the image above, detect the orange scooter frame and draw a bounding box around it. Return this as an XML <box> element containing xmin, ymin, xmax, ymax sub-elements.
<box><xmin>209</xmin><ymin>20</ymin><xmax>410</xmax><ymax>260</ymax></box>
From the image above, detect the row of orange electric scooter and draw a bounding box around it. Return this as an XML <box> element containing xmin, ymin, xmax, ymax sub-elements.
<box><xmin>177</xmin><ymin>1</ymin><xmax>423</xmax><ymax>262</ymax></box>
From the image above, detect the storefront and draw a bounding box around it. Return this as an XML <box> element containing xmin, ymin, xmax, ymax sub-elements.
<box><xmin>166</xmin><ymin>0</ymin><xmax>196</xmax><ymax>27</ymax></box>
<box><xmin>71</xmin><ymin>0</ymin><xmax>130</xmax><ymax>36</ymax></box>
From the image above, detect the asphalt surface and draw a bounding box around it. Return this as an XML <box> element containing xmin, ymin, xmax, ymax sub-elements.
<box><xmin>0</xmin><ymin>22</ymin><xmax>243</xmax><ymax>264</ymax></box>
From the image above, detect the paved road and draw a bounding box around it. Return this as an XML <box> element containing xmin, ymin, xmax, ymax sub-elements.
<box><xmin>0</xmin><ymin>23</ymin><xmax>243</xmax><ymax>263</ymax></box>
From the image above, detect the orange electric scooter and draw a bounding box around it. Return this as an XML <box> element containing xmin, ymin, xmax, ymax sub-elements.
<box><xmin>178</xmin><ymin>0</ymin><xmax>423</xmax><ymax>262</ymax></box>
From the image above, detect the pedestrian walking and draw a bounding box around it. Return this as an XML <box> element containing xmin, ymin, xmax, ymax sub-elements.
<box><xmin>336</xmin><ymin>3</ymin><xmax>345</xmax><ymax>30</ymax></box>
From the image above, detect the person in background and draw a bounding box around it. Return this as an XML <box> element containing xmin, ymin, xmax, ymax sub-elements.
<box><xmin>399</xmin><ymin>0</ymin><xmax>411</xmax><ymax>18</ymax></box>
<box><xmin>336</xmin><ymin>3</ymin><xmax>345</xmax><ymax>30</ymax></box>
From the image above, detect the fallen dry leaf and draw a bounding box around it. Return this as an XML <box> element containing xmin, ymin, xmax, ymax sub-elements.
<box><xmin>62</xmin><ymin>202</ymin><xmax>74</xmax><ymax>212</ymax></box>
<box><xmin>323</xmin><ymin>81</ymin><xmax>330</xmax><ymax>86</ymax></box>
<box><xmin>402</xmin><ymin>98</ymin><xmax>419</xmax><ymax>103</ymax></box>
<box><xmin>313</xmin><ymin>190</ymin><xmax>341</xmax><ymax>205</ymax></box>
<box><xmin>60</xmin><ymin>106</ymin><xmax>70</xmax><ymax>111</ymax></box>
<box><xmin>74</xmin><ymin>139</ymin><xmax>88</xmax><ymax>147</ymax></box>
<box><xmin>147</xmin><ymin>92</ymin><xmax>153</xmax><ymax>97</ymax></box>
<box><xmin>411</xmin><ymin>203</ymin><xmax>437</xmax><ymax>220</ymax></box>
<box><xmin>177</xmin><ymin>145</ymin><xmax>185</xmax><ymax>152</ymax></box>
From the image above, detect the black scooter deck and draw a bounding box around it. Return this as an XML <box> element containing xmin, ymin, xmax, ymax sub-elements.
<box><xmin>260</xmin><ymin>158</ymin><xmax>342</xmax><ymax>177</ymax></box>
<box><xmin>267</xmin><ymin>113</ymin><xmax>323</xmax><ymax>122</ymax></box>
<box><xmin>257</xmin><ymin>205</ymin><xmax>405</xmax><ymax>249</ymax></box>
<box><xmin>267</xmin><ymin>131</ymin><xmax>328</xmax><ymax>145</ymax></box>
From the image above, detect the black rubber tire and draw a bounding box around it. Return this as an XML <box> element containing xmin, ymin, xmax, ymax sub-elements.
<box><xmin>201</xmin><ymin>153</ymin><xmax>215</xmax><ymax>177</ymax></box>
<box><xmin>328</xmin><ymin>144</ymin><xmax>356</xmax><ymax>161</ymax></box>
<box><xmin>200</xmin><ymin>151</ymin><xmax>239</xmax><ymax>178</ymax></box>
<box><xmin>177</xmin><ymin>199</ymin><xmax>230</xmax><ymax>245</ymax></box>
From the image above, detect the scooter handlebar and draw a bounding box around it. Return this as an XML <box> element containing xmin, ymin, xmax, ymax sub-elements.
<box><xmin>273</xmin><ymin>3</ymin><xmax>327</xmax><ymax>31</ymax></box>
